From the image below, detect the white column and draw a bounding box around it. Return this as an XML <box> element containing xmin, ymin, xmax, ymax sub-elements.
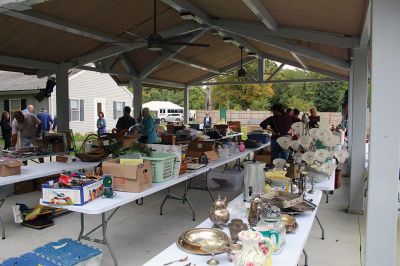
<box><xmin>56</xmin><ymin>62</ymin><xmax>69</xmax><ymax>132</ymax></box>
<box><xmin>365</xmin><ymin>1</ymin><xmax>400</xmax><ymax>265</ymax></box>
<box><xmin>258</xmin><ymin>58</ymin><xmax>264</xmax><ymax>81</ymax></box>
<box><xmin>131</xmin><ymin>78</ymin><xmax>142</xmax><ymax>119</ymax></box>
<box><xmin>346</xmin><ymin>64</ymin><xmax>353</xmax><ymax>172</ymax></box>
<box><xmin>349</xmin><ymin>48</ymin><xmax>368</xmax><ymax>213</ymax></box>
<box><xmin>184</xmin><ymin>86</ymin><xmax>190</xmax><ymax>124</ymax></box>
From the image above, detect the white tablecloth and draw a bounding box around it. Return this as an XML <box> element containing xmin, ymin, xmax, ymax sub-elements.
<box><xmin>144</xmin><ymin>191</ymin><xmax>322</xmax><ymax>266</ymax></box>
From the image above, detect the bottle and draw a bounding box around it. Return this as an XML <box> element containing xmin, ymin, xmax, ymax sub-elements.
<box><xmin>239</xmin><ymin>141</ymin><xmax>245</xmax><ymax>152</ymax></box>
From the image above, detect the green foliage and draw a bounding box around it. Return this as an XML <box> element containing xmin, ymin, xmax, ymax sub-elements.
<box><xmin>211</xmin><ymin>61</ymin><xmax>274</xmax><ymax>110</ymax></box>
<box><xmin>313</xmin><ymin>82</ymin><xmax>348</xmax><ymax>112</ymax></box>
<box><xmin>129</xmin><ymin>59</ymin><xmax>349</xmax><ymax>113</ymax></box>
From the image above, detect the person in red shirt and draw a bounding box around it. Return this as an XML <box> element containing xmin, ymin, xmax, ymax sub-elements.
<box><xmin>260</xmin><ymin>104</ymin><xmax>293</xmax><ymax>165</ymax></box>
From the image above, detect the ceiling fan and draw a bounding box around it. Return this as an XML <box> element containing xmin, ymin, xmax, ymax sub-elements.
<box><xmin>237</xmin><ymin>46</ymin><xmax>247</xmax><ymax>78</ymax></box>
<box><xmin>111</xmin><ymin>0</ymin><xmax>210</xmax><ymax>51</ymax></box>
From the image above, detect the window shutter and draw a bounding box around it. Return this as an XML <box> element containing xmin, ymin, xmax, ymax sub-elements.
<box><xmin>21</xmin><ymin>99</ymin><xmax>27</xmax><ymax>110</ymax></box>
<box><xmin>80</xmin><ymin>99</ymin><xmax>84</xmax><ymax>121</ymax></box>
<box><xmin>113</xmin><ymin>101</ymin><xmax>116</xmax><ymax>120</ymax></box>
<box><xmin>4</xmin><ymin>100</ymin><xmax>9</xmax><ymax>113</ymax></box>
<box><xmin>69</xmin><ymin>100</ymin><xmax>71</xmax><ymax>121</ymax></box>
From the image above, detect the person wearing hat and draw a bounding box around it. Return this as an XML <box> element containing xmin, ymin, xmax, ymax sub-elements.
<box><xmin>37</xmin><ymin>108</ymin><xmax>53</xmax><ymax>138</ymax></box>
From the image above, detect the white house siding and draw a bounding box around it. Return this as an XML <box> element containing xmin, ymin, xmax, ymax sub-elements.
<box><xmin>0</xmin><ymin>94</ymin><xmax>49</xmax><ymax>116</ymax></box>
<box><xmin>50</xmin><ymin>70</ymin><xmax>132</xmax><ymax>134</ymax></box>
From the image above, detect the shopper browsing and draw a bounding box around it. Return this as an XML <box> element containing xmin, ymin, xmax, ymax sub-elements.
<box><xmin>0</xmin><ymin>111</ymin><xmax>12</xmax><ymax>150</ymax></box>
<box><xmin>37</xmin><ymin>108</ymin><xmax>53</xmax><ymax>138</ymax></box>
<box><xmin>260</xmin><ymin>104</ymin><xmax>293</xmax><ymax>164</ymax></box>
<box><xmin>12</xmin><ymin>111</ymin><xmax>41</xmax><ymax>148</ymax></box>
<box><xmin>115</xmin><ymin>106</ymin><xmax>136</xmax><ymax>133</ymax></box>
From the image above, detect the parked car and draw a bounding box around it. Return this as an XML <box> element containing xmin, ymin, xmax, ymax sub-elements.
<box><xmin>162</xmin><ymin>113</ymin><xmax>184</xmax><ymax>122</ymax></box>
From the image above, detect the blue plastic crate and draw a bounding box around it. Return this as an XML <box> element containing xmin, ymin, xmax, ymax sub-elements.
<box><xmin>0</xmin><ymin>252</ymin><xmax>57</xmax><ymax>266</ymax></box>
<box><xmin>248</xmin><ymin>133</ymin><xmax>270</xmax><ymax>144</ymax></box>
<box><xmin>34</xmin><ymin>238</ymin><xmax>102</xmax><ymax>266</ymax></box>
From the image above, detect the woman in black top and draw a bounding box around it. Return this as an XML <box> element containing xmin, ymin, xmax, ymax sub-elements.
<box><xmin>0</xmin><ymin>111</ymin><xmax>12</xmax><ymax>149</ymax></box>
<box><xmin>309</xmin><ymin>107</ymin><xmax>320</xmax><ymax>128</ymax></box>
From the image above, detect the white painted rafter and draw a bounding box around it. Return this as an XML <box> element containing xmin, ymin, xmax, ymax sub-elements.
<box><xmin>170</xmin><ymin>56</ymin><xmax>221</xmax><ymax>74</ymax></box>
<box><xmin>0</xmin><ymin>54</ymin><xmax>56</xmax><ymax>70</ymax></box>
<box><xmin>290</xmin><ymin>52</ymin><xmax>308</xmax><ymax>70</ymax></box>
<box><xmin>138</xmin><ymin>29</ymin><xmax>207</xmax><ymax>80</ymax></box>
<box><xmin>242</xmin><ymin>0</ymin><xmax>278</xmax><ymax>31</ymax></box>
<box><xmin>162</xmin><ymin>0</ymin><xmax>350</xmax><ymax>70</ymax></box>
<box><xmin>360</xmin><ymin>0</ymin><xmax>371</xmax><ymax>48</ymax></box>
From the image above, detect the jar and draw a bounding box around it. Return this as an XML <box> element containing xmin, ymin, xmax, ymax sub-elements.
<box><xmin>255</xmin><ymin>204</ymin><xmax>286</xmax><ymax>254</ymax></box>
<box><xmin>234</xmin><ymin>230</ymin><xmax>272</xmax><ymax>266</ymax></box>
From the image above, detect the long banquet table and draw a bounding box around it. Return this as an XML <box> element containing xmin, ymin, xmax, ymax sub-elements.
<box><xmin>144</xmin><ymin>190</ymin><xmax>322</xmax><ymax>266</ymax></box>
<box><xmin>40</xmin><ymin>144</ymin><xmax>269</xmax><ymax>266</ymax></box>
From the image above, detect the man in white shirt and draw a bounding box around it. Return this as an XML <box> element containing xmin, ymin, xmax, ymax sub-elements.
<box><xmin>12</xmin><ymin>111</ymin><xmax>41</xmax><ymax>148</ymax></box>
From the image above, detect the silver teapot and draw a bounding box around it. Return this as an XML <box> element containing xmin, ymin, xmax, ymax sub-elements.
<box><xmin>209</xmin><ymin>195</ymin><xmax>230</xmax><ymax>228</ymax></box>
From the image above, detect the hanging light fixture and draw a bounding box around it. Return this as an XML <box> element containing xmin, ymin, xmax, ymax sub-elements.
<box><xmin>237</xmin><ymin>46</ymin><xmax>246</xmax><ymax>78</ymax></box>
<box><xmin>248</xmin><ymin>51</ymin><xmax>257</xmax><ymax>57</ymax></box>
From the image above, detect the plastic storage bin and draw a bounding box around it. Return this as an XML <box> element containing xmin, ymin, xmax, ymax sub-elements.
<box><xmin>247</xmin><ymin>133</ymin><xmax>270</xmax><ymax>144</ymax></box>
<box><xmin>34</xmin><ymin>238</ymin><xmax>103</xmax><ymax>266</ymax></box>
<box><xmin>0</xmin><ymin>252</ymin><xmax>57</xmax><ymax>266</ymax></box>
<box><xmin>143</xmin><ymin>152</ymin><xmax>176</xmax><ymax>182</ymax></box>
<box><xmin>207</xmin><ymin>169</ymin><xmax>244</xmax><ymax>191</ymax></box>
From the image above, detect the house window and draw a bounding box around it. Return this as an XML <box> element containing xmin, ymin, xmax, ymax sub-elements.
<box><xmin>113</xmin><ymin>101</ymin><xmax>125</xmax><ymax>119</ymax></box>
<box><xmin>70</xmin><ymin>99</ymin><xmax>80</xmax><ymax>121</ymax></box>
<box><xmin>10</xmin><ymin>99</ymin><xmax>21</xmax><ymax>120</ymax></box>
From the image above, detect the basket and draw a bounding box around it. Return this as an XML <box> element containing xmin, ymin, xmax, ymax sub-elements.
<box><xmin>75</xmin><ymin>134</ymin><xmax>108</xmax><ymax>162</ymax></box>
<box><xmin>142</xmin><ymin>152</ymin><xmax>176</xmax><ymax>182</ymax></box>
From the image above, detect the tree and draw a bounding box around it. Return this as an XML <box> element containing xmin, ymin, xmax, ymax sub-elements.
<box><xmin>211</xmin><ymin>61</ymin><xmax>274</xmax><ymax>110</ymax></box>
<box><xmin>313</xmin><ymin>82</ymin><xmax>348</xmax><ymax>112</ymax></box>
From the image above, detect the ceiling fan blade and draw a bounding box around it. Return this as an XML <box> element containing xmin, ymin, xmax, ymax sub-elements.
<box><xmin>105</xmin><ymin>40</ymin><xmax>147</xmax><ymax>44</ymax></box>
<box><xmin>124</xmin><ymin>31</ymin><xmax>145</xmax><ymax>39</ymax></box>
<box><xmin>163</xmin><ymin>42</ymin><xmax>210</xmax><ymax>47</ymax></box>
<box><xmin>163</xmin><ymin>32</ymin><xmax>195</xmax><ymax>42</ymax></box>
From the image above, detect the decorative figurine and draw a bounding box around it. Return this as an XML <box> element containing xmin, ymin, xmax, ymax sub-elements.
<box><xmin>209</xmin><ymin>195</ymin><xmax>230</xmax><ymax>228</ymax></box>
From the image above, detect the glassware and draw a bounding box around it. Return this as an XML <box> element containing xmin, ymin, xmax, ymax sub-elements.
<box><xmin>255</xmin><ymin>204</ymin><xmax>286</xmax><ymax>254</ymax></box>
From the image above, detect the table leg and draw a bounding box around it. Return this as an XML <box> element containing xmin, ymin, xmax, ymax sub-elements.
<box><xmin>0</xmin><ymin>215</ymin><xmax>5</xmax><ymax>240</ymax></box>
<box><xmin>323</xmin><ymin>190</ymin><xmax>329</xmax><ymax>203</ymax></box>
<box><xmin>77</xmin><ymin>209</ymin><xmax>120</xmax><ymax>266</ymax></box>
<box><xmin>102</xmin><ymin>213</ymin><xmax>118</xmax><ymax>266</ymax></box>
<box><xmin>0</xmin><ymin>194</ymin><xmax>11</xmax><ymax>240</ymax></box>
<box><xmin>187</xmin><ymin>171</ymin><xmax>214</xmax><ymax>202</ymax></box>
<box><xmin>78</xmin><ymin>213</ymin><xmax>85</xmax><ymax>241</ymax></box>
<box><xmin>303</xmin><ymin>249</ymin><xmax>309</xmax><ymax>266</ymax></box>
<box><xmin>315</xmin><ymin>214</ymin><xmax>325</xmax><ymax>240</ymax></box>
<box><xmin>160</xmin><ymin>182</ymin><xmax>196</xmax><ymax>221</ymax></box>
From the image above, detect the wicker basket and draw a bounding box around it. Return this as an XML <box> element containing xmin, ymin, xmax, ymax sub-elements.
<box><xmin>76</xmin><ymin>134</ymin><xmax>109</xmax><ymax>162</ymax></box>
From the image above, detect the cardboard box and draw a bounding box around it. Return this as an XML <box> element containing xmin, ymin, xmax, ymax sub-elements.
<box><xmin>0</xmin><ymin>159</ymin><xmax>23</xmax><ymax>176</ymax></box>
<box><xmin>102</xmin><ymin>159</ymin><xmax>152</xmax><ymax>193</ymax></box>
<box><xmin>186</xmin><ymin>150</ymin><xmax>219</xmax><ymax>161</ymax></box>
<box><xmin>56</xmin><ymin>155</ymin><xmax>77</xmax><ymax>163</ymax></box>
<box><xmin>188</xmin><ymin>141</ymin><xmax>216</xmax><ymax>152</ymax></box>
<box><xmin>42</xmin><ymin>178</ymin><xmax>104</xmax><ymax>206</ymax></box>
<box><xmin>122</xmin><ymin>136</ymin><xmax>138</xmax><ymax>148</ymax></box>
<box><xmin>52</xmin><ymin>143</ymin><xmax>65</xmax><ymax>153</ymax></box>
<box><xmin>15</xmin><ymin>180</ymin><xmax>34</xmax><ymax>194</ymax></box>
<box><xmin>255</xmin><ymin>154</ymin><xmax>271</xmax><ymax>165</ymax></box>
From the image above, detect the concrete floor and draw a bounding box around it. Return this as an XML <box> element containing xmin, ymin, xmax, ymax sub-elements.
<box><xmin>0</xmin><ymin>175</ymin><xmax>399</xmax><ymax>266</ymax></box>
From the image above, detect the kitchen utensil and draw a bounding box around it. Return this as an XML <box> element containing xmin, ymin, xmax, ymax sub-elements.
<box><xmin>163</xmin><ymin>256</ymin><xmax>188</xmax><ymax>265</ymax></box>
